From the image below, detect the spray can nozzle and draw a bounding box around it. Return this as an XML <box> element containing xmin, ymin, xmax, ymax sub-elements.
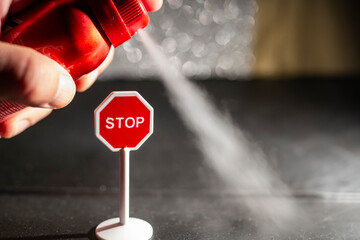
<box><xmin>87</xmin><ymin>0</ymin><xmax>149</xmax><ymax>47</ymax></box>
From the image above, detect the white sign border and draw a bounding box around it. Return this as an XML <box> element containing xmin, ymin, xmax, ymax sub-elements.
<box><xmin>94</xmin><ymin>91</ymin><xmax>154</xmax><ymax>152</ymax></box>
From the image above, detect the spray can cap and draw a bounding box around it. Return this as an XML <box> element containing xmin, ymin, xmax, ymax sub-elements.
<box><xmin>87</xmin><ymin>0</ymin><xmax>149</xmax><ymax>47</ymax></box>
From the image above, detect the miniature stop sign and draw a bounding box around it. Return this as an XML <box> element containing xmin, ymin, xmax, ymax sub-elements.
<box><xmin>95</xmin><ymin>91</ymin><xmax>153</xmax><ymax>151</ymax></box>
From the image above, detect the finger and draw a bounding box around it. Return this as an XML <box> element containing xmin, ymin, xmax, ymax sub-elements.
<box><xmin>0</xmin><ymin>0</ymin><xmax>12</xmax><ymax>25</ymax></box>
<box><xmin>75</xmin><ymin>70</ymin><xmax>100</xmax><ymax>93</ymax></box>
<box><xmin>0</xmin><ymin>42</ymin><xmax>76</xmax><ymax>109</ymax></box>
<box><xmin>142</xmin><ymin>0</ymin><xmax>163</xmax><ymax>12</ymax></box>
<box><xmin>75</xmin><ymin>46</ymin><xmax>115</xmax><ymax>92</ymax></box>
<box><xmin>0</xmin><ymin>107</ymin><xmax>52</xmax><ymax>138</ymax></box>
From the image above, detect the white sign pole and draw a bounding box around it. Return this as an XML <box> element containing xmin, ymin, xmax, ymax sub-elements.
<box><xmin>119</xmin><ymin>148</ymin><xmax>130</xmax><ymax>225</ymax></box>
<box><xmin>96</xmin><ymin>147</ymin><xmax>153</xmax><ymax>240</ymax></box>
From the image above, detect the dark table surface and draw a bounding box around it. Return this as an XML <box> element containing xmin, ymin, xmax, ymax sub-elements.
<box><xmin>1</xmin><ymin>78</ymin><xmax>360</xmax><ymax>239</ymax></box>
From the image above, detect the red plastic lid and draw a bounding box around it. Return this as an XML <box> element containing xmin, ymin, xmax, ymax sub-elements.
<box><xmin>87</xmin><ymin>0</ymin><xmax>149</xmax><ymax>47</ymax></box>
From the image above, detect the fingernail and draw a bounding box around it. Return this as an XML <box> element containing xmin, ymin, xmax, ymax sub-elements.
<box><xmin>47</xmin><ymin>69</ymin><xmax>76</xmax><ymax>109</ymax></box>
<box><xmin>16</xmin><ymin>120</ymin><xmax>31</xmax><ymax>135</ymax></box>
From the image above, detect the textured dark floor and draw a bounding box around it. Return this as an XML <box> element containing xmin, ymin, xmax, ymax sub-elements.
<box><xmin>1</xmin><ymin>78</ymin><xmax>360</xmax><ymax>239</ymax></box>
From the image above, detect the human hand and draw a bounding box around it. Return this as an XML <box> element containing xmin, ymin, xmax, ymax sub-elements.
<box><xmin>0</xmin><ymin>0</ymin><xmax>163</xmax><ymax>139</ymax></box>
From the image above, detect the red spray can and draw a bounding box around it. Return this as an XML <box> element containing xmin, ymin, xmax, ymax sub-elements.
<box><xmin>0</xmin><ymin>0</ymin><xmax>149</xmax><ymax>122</ymax></box>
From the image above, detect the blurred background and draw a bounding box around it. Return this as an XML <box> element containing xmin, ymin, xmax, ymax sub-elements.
<box><xmin>104</xmin><ymin>0</ymin><xmax>256</xmax><ymax>79</ymax></box>
<box><xmin>103</xmin><ymin>0</ymin><xmax>360</xmax><ymax>79</ymax></box>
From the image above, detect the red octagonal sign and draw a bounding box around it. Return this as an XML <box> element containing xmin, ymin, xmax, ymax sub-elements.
<box><xmin>94</xmin><ymin>91</ymin><xmax>153</xmax><ymax>152</ymax></box>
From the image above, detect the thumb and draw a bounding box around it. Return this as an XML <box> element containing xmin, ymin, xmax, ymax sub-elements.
<box><xmin>0</xmin><ymin>42</ymin><xmax>76</xmax><ymax>109</ymax></box>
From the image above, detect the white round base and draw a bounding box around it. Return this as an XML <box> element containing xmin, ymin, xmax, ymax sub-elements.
<box><xmin>96</xmin><ymin>217</ymin><xmax>153</xmax><ymax>240</ymax></box>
